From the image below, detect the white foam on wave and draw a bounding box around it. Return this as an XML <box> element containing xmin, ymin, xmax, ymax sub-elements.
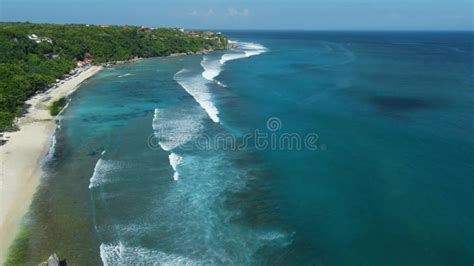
<box><xmin>89</xmin><ymin>152</ymin><xmax>125</xmax><ymax>189</ymax></box>
<box><xmin>258</xmin><ymin>230</ymin><xmax>295</xmax><ymax>247</ymax></box>
<box><xmin>89</xmin><ymin>157</ymin><xmax>106</xmax><ymax>189</ymax></box>
<box><xmin>48</xmin><ymin>133</ymin><xmax>57</xmax><ymax>157</ymax></box>
<box><xmin>240</xmin><ymin>42</ymin><xmax>268</xmax><ymax>58</ymax></box>
<box><xmin>169</xmin><ymin>153</ymin><xmax>183</xmax><ymax>181</ymax></box>
<box><xmin>152</xmin><ymin>107</ymin><xmax>204</xmax><ymax>151</ymax></box>
<box><xmin>152</xmin><ymin>108</ymin><xmax>173</xmax><ymax>151</ymax></box>
<box><xmin>118</xmin><ymin>73</ymin><xmax>132</xmax><ymax>78</ymax></box>
<box><xmin>100</xmin><ymin>242</ymin><xmax>198</xmax><ymax>266</ymax></box>
<box><xmin>42</xmin><ymin>104</ymin><xmax>69</xmax><ymax>164</ymax></box>
<box><xmin>174</xmin><ymin>69</ymin><xmax>220</xmax><ymax>123</ymax></box>
<box><xmin>201</xmin><ymin>56</ymin><xmax>221</xmax><ymax>81</ymax></box>
<box><xmin>41</xmin><ymin>98</ymin><xmax>71</xmax><ymax>165</ymax></box>
<box><xmin>238</xmin><ymin>42</ymin><xmax>268</xmax><ymax>51</ymax></box>
<box><xmin>220</xmin><ymin>53</ymin><xmax>247</xmax><ymax>64</ymax></box>
<box><xmin>244</xmin><ymin>50</ymin><xmax>263</xmax><ymax>57</ymax></box>
<box><xmin>180</xmin><ymin>41</ymin><xmax>268</xmax><ymax>123</ymax></box>
<box><xmin>42</xmin><ymin>132</ymin><xmax>57</xmax><ymax>165</ymax></box>
<box><xmin>153</xmin><ymin>108</ymin><xmax>160</xmax><ymax>126</ymax></box>
<box><xmin>202</xmin><ymin>40</ymin><xmax>268</xmax><ymax>83</ymax></box>
<box><xmin>56</xmin><ymin>100</ymin><xmax>70</xmax><ymax>117</ymax></box>
<box><xmin>201</xmin><ymin>56</ymin><xmax>227</xmax><ymax>87</ymax></box>
<box><xmin>220</xmin><ymin>41</ymin><xmax>268</xmax><ymax>64</ymax></box>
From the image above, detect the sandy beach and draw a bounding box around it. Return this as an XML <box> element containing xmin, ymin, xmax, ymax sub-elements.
<box><xmin>0</xmin><ymin>65</ymin><xmax>103</xmax><ymax>263</ymax></box>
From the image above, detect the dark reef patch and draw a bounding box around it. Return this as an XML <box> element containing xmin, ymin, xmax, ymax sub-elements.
<box><xmin>289</xmin><ymin>63</ymin><xmax>327</xmax><ymax>72</ymax></box>
<box><xmin>368</xmin><ymin>95</ymin><xmax>446</xmax><ymax>113</ymax></box>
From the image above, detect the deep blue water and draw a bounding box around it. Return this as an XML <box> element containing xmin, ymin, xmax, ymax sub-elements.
<box><xmin>32</xmin><ymin>31</ymin><xmax>474</xmax><ymax>265</ymax></box>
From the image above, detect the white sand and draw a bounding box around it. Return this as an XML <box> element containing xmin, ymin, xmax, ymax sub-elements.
<box><xmin>0</xmin><ymin>65</ymin><xmax>103</xmax><ymax>263</ymax></box>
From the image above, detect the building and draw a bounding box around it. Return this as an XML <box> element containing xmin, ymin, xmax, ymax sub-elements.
<box><xmin>27</xmin><ymin>34</ymin><xmax>53</xmax><ymax>44</ymax></box>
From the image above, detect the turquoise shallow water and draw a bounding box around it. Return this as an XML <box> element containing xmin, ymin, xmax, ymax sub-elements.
<box><xmin>26</xmin><ymin>31</ymin><xmax>474</xmax><ymax>265</ymax></box>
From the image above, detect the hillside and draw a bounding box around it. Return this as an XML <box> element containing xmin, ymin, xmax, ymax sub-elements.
<box><xmin>0</xmin><ymin>22</ymin><xmax>228</xmax><ymax>130</ymax></box>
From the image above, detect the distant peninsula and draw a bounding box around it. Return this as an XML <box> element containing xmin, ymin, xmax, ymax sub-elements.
<box><xmin>0</xmin><ymin>22</ymin><xmax>228</xmax><ymax>130</ymax></box>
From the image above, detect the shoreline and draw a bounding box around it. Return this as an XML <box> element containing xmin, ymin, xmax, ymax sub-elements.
<box><xmin>0</xmin><ymin>50</ymin><xmax>224</xmax><ymax>264</ymax></box>
<box><xmin>0</xmin><ymin>65</ymin><xmax>103</xmax><ymax>264</ymax></box>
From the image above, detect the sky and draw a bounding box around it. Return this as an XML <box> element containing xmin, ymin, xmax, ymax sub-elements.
<box><xmin>0</xmin><ymin>0</ymin><xmax>473</xmax><ymax>30</ymax></box>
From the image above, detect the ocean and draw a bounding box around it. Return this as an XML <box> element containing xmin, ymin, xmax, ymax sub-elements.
<box><xmin>23</xmin><ymin>31</ymin><xmax>473</xmax><ymax>265</ymax></box>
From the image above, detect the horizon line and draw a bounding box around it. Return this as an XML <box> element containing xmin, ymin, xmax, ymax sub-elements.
<box><xmin>1</xmin><ymin>21</ymin><xmax>473</xmax><ymax>32</ymax></box>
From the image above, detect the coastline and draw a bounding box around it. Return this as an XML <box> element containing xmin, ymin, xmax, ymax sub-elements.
<box><xmin>0</xmin><ymin>65</ymin><xmax>103</xmax><ymax>264</ymax></box>
<box><xmin>0</xmin><ymin>48</ymin><xmax>226</xmax><ymax>264</ymax></box>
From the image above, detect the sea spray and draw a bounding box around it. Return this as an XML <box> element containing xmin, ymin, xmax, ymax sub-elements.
<box><xmin>220</xmin><ymin>41</ymin><xmax>268</xmax><ymax>64</ymax></box>
<box><xmin>89</xmin><ymin>157</ymin><xmax>105</xmax><ymax>189</ymax></box>
<box><xmin>100</xmin><ymin>242</ymin><xmax>197</xmax><ymax>265</ymax></box>
<box><xmin>88</xmin><ymin>157</ymin><xmax>132</xmax><ymax>189</ymax></box>
<box><xmin>174</xmin><ymin>69</ymin><xmax>220</xmax><ymax>123</ymax></box>
<box><xmin>201</xmin><ymin>56</ymin><xmax>227</xmax><ymax>87</ymax></box>
<box><xmin>88</xmin><ymin>151</ymin><xmax>116</xmax><ymax>189</ymax></box>
<box><xmin>42</xmin><ymin>131</ymin><xmax>57</xmax><ymax>165</ymax></box>
<box><xmin>168</xmin><ymin>153</ymin><xmax>183</xmax><ymax>181</ymax></box>
<box><xmin>173</xmin><ymin>41</ymin><xmax>268</xmax><ymax>123</ymax></box>
<box><xmin>152</xmin><ymin>108</ymin><xmax>175</xmax><ymax>151</ymax></box>
<box><xmin>201</xmin><ymin>56</ymin><xmax>222</xmax><ymax>81</ymax></box>
<box><xmin>240</xmin><ymin>42</ymin><xmax>268</xmax><ymax>57</ymax></box>
<box><xmin>220</xmin><ymin>53</ymin><xmax>247</xmax><ymax>64</ymax></box>
<box><xmin>152</xmin><ymin>109</ymin><xmax>169</xmax><ymax>150</ymax></box>
<box><xmin>201</xmin><ymin>41</ymin><xmax>268</xmax><ymax>79</ymax></box>
<box><xmin>118</xmin><ymin>73</ymin><xmax>132</xmax><ymax>78</ymax></box>
<box><xmin>152</xmin><ymin>107</ymin><xmax>204</xmax><ymax>151</ymax></box>
<box><xmin>91</xmin><ymin>40</ymin><xmax>285</xmax><ymax>265</ymax></box>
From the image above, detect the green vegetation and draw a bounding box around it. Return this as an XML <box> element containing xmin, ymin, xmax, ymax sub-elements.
<box><xmin>48</xmin><ymin>97</ymin><xmax>66</xmax><ymax>116</ymax></box>
<box><xmin>4</xmin><ymin>226</ymin><xmax>31</xmax><ymax>265</ymax></box>
<box><xmin>0</xmin><ymin>22</ymin><xmax>228</xmax><ymax>130</ymax></box>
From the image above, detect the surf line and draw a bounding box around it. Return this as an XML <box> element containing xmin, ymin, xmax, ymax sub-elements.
<box><xmin>152</xmin><ymin>108</ymin><xmax>184</xmax><ymax>181</ymax></box>
<box><xmin>174</xmin><ymin>69</ymin><xmax>220</xmax><ymax>123</ymax></box>
<box><xmin>88</xmin><ymin>150</ymin><xmax>107</xmax><ymax>189</ymax></box>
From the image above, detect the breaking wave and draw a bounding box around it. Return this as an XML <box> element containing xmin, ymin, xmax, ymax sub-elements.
<box><xmin>118</xmin><ymin>73</ymin><xmax>132</xmax><ymax>78</ymax></box>
<box><xmin>41</xmin><ymin>131</ymin><xmax>57</xmax><ymax>165</ymax></box>
<box><xmin>169</xmin><ymin>153</ymin><xmax>183</xmax><ymax>181</ymax></box>
<box><xmin>201</xmin><ymin>56</ymin><xmax>222</xmax><ymax>81</ymax></box>
<box><xmin>89</xmin><ymin>152</ymin><xmax>130</xmax><ymax>189</ymax></box>
<box><xmin>100</xmin><ymin>242</ymin><xmax>198</xmax><ymax>266</ymax></box>
<box><xmin>220</xmin><ymin>41</ymin><xmax>268</xmax><ymax>64</ymax></box>
<box><xmin>201</xmin><ymin>56</ymin><xmax>227</xmax><ymax>87</ymax></box>
<box><xmin>174</xmin><ymin>69</ymin><xmax>220</xmax><ymax>123</ymax></box>
<box><xmin>89</xmin><ymin>158</ymin><xmax>106</xmax><ymax>189</ymax></box>
<box><xmin>174</xmin><ymin>41</ymin><xmax>267</xmax><ymax>124</ymax></box>
<box><xmin>152</xmin><ymin>107</ymin><xmax>204</xmax><ymax>151</ymax></box>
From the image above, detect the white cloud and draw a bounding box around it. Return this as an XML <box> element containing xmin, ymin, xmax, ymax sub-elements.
<box><xmin>189</xmin><ymin>8</ymin><xmax>251</xmax><ymax>18</ymax></box>
<box><xmin>190</xmin><ymin>9</ymin><xmax>215</xmax><ymax>17</ymax></box>
<box><xmin>206</xmin><ymin>9</ymin><xmax>215</xmax><ymax>17</ymax></box>
<box><xmin>226</xmin><ymin>8</ymin><xmax>251</xmax><ymax>17</ymax></box>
